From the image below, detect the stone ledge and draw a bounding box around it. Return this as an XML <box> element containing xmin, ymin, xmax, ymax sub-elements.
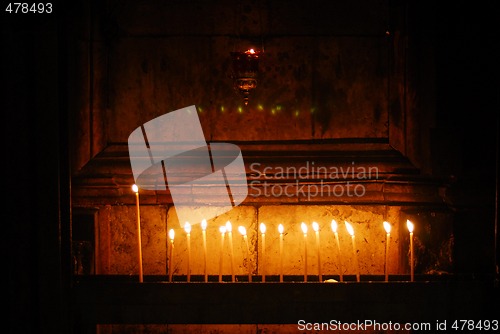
<box><xmin>72</xmin><ymin>143</ymin><xmax>450</xmax><ymax>206</ymax></box>
<box><xmin>72</xmin><ymin>276</ymin><xmax>498</xmax><ymax>326</ymax></box>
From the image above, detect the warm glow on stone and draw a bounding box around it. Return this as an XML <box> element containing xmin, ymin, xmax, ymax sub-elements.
<box><xmin>259</xmin><ymin>223</ymin><xmax>266</xmax><ymax>234</ymax></box>
<box><xmin>184</xmin><ymin>222</ymin><xmax>191</xmax><ymax>234</ymax></box>
<box><xmin>331</xmin><ymin>219</ymin><xmax>338</xmax><ymax>233</ymax></box>
<box><xmin>407</xmin><ymin>220</ymin><xmax>414</xmax><ymax>233</ymax></box>
<box><xmin>301</xmin><ymin>222</ymin><xmax>307</xmax><ymax>234</ymax></box>
<box><xmin>383</xmin><ymin>221</ymin><xmax>391</xmax><ymax>234</ymax></box>
<box><xmin>345</xmin><ymin>221</ymin><xmax>354</xmax><ymax>236</ymax></box>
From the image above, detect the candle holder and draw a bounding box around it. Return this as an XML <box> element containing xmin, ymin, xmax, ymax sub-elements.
<box><xmin>238</xmin><ymin>226</ymin><xmax>252</xmax><ymax>282</ymax></box>
<box><xmin>312</xmin><ymin>222</ymin><xmax>322</xmax><ymax>282</ymax></box>
<box><xmin>201</xmin><ymin>219</ymin><xmax>208</xmax><ymax>283</ymax></box>
<box><xmin>407</xmin><ymin>220</ymin><xmax>415</xmax><ymax>282</ymax></box>
<box><xmin>219</xmin><ymin>226</ymin><xmax>226</xmax><ymax>282</ymax></box>
<box><xmin>230</xmin><ymin>49</ymin><xmax>261</xmax><ymax>105</ymax></box>
<box><xmin>226</xmin><ymin>221</ymin><xmax>235</xmax><ymax>282</ymax></box>
<box><xmin>278</xmin><ymin>224</ymin><xmax>284</xmax><ymax>283</ymax></box>
<box><xmin>345</xmin><ymin>221</ymin><xmax>360</xmax><ymax>282</ymax></box>
<box><xmin>259</xmin><ymin>223</ymin><xmax>266</xmax><ymax>282</ymax></box>
<box><xmin>301</xmin><ymin>222</ymin><xmax>308</xmax><ymax>282</ymax></box>
<box><xmin>383</xmin><ymin>221</ymin><xmax>391</xmax><ymax>282</ymax></box>
<box><xmin>168</xmin><ymin>229</ymin><xmax>175</xmax><ymax>283</ymax></box>
<box><xmin>184</xmin><ymin>222</ymin><xmax>192</xmax><ymax>282</ymax></box>
<box><xmin>331</xmin><ymin>220</ymin><xmax>344</xmax><ymax>282</ymax></box>
<box><xmin>132</xmin><ymin>184</ymin><xmax>143</xmax><ymax>283</ymax></box>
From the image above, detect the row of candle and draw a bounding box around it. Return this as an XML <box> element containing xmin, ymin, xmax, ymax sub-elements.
<box><xmin>167</xmin><ymin>219</ymin><xmax>416</xmax><ymax>283</ymax></box>
<box><xmin>133</xmin><ymin>184</ymin><xmax>416</xmax><ymax>283</ymax></box>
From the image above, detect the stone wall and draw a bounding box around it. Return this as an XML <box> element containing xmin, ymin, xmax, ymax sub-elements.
<box><xmin>82</xmin><ymin>204</ymin><xmax>453</xmax><ymax>279</ymax></box>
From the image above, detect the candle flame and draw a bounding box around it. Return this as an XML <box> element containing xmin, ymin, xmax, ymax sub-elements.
<box><xmin>407</xmin><ymin>220</ymin><xmax>414</xmax><ymax>233</ymax></box>
<box><xmin>201</xmin><ymin>219</ymin><xmax>207</xmax><ymax>231</ymax></box>
<box><xmin>238</xmin><ymin>226</ymin><xmax>247</xmax><ymax>236</ymax></box>
<box><xmin>278</xmin><ymin>224</ymin><xmax>284</xmax><ymax>234</ymax></box>
<box><xmin>345</xmin><ymin>221</ymin><xmax>354</xmax><ymax>236</ymax></box>
<box><xmin>184</xmin><ymin>222</ymin><xmax>191</xmax><ymax>234</ymax></box>
<box><xmin>301</xmin><ymin>222</ymin><xmax>308</xmax><ymax>234</ymax></box>
<box><xmin>225</xmin><ymin>221</ymin><xmax>232</xmax><ymax>232</ymax></box>
<box><xmin>168</xmin><ymin>229</ymin><xmax>175</xmax><ymax>241</ymax></box>
<box><xmin>312</xmin><ymin>221</ymin><xmax>319</xmax><ymax>232</ymax></box>
<box><xmin>383</xmin><ymin>221</ymin><xmax>392</xmax><ymax>234</ymax></box>
<box><xmin>132</xmin><ymin>184</ymin><xmax>139</xmax><ymax>193</ymax></box>
<box><xmin>219</xmin><ymin>226</ymin><xmax>226</xmax><ymax>234</ymax></box>
<box><xmin>259</xmin><ymin>222</ymin><xmax>266</xmax><ymax>234</ymax></box>
<box><xmin>331</xmin><ymin>219</ymin><xmax>338</xmax><ymax>233</ymax></box>
<box><xmin>246</xmin><ymin>48</ymin><xmax>255</xmax><ymax>54</ymax></box>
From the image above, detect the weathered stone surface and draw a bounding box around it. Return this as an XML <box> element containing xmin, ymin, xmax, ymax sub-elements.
<box><xmin>90</xmin><ymin>203</ymin><xmax>454</xmax><ymax>278</ymax></box>
<box><xmin>257</xmin><ymin>205</ymin><xmax>396</xmax><ymax>277</ymax></box>
<box><xmin>98</xmin><ymin>205</ymin><xmax>167</xmax><ymax>275</ymax></box>
<box><xmin>166</xmin><ymin>205</ymin><xmax>257</xmax><ymax>277</ymax></box>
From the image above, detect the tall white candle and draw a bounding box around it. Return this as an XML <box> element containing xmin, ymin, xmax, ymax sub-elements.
<box><xmin>238</xmin><ymin>226</ymin><xmax>252</xmax><ymax>282</ymax></box>
<box><xmin>201</xmin><ymin>219</ymin><xmax>208</xmax><ymax>282</ymax></box>
<box><xmin>168</xmin><ymin>229</ymin><xmax>175</xmax><ymax>282</ymax></box>
<box><xmin>345</xmin><ymin>221</ymin><xmax>360</xmax><ymax>282</ymax></box>
<box><xmin>383</xmin><ymin>221</ymin><xmax>391</xmax><ymax>282</ymax></box>
<box><xmin>219</xmin><ymin>226</ymin><xmax>226</xmax><ymax>282</ymax></box>
<box><xmin>407</xmin><ymin>220</ymin><xmax>414</xmax><ymax>282</ymax></box>
<box><xmin>184</xmin><ymin>222</ymin><xmax>191</xmax><ymax>282</ymax></box>
<box><xmin>301</xmin><ymin>222</ymin><xmax>308</xmax><ymax>282</ymax></box>
<box><xmin>132</xmin><ymin>184</ymin><xmax>143</xmax><ymax>283</ymax></box>
<box><xmin>226</xmin><ymin>221</ymin><xmax>235</xmax><ymax>282</ymax></box>
<box><xmin>259</xmin><ymin>223</ymin><xmax>266</xmax><ymax>282</ymax></box>
<box><xmin>312</xmin><ymin>222</ymin><xmax>322</xmax><ymax>282</ymax></box>
<box><xmin>331</xmin><ymin>220</ymin><xmax>343</xmax><ymax>282</ymax></box>
<box><xmin>278</xmin><ymin>224</ymin><xmax>284</xmax><ymax>283</ymax></box>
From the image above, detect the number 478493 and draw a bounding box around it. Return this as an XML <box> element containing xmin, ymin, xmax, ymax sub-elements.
<box><xmin>5</xmin><ymin>3</ymin><xmax>53</xmax><ymax>14</ymax></box>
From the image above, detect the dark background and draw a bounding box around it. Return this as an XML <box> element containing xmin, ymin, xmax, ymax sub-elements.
<box><xmin>3</xmin><ymin>1</ymin><xmax>499</xmax><ymax>333</ymax></box>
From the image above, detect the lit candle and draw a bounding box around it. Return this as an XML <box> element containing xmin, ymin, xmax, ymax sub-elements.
<box><xmin>278</xmin><ymin>224</ymin><xmax>284</xmax><ymax>283</ymax></box>
<box><xmin>345</xmin><ymin>221</ymin><xmax>360</xmax><ymax>282</ymax></box>
<box><xmin>184</xmin><ymin>222</ymin><xmax>191</xmax><ymax>282</ymax></box>
<box><xmin>301</xmin><ymin>222</ymin><xmax>308</xmax><ymax>282</ymax></box>
<box><xmin>132</xmin><ymin>184</ymin><xmax>143</xmax><ymax>283</ymax></box>
<box><xmin>331</xmin><ymin>220</ymin><xmax>343</xmax><ymax>282</ymax></box>
<box><xmin>168</xmin><ymin>229</ymin><xmax>175</xmax><ymax>282</ymax></box>
<box><xmin>201</xmin><ymin>219</ymin><xmax>208</xmax><ymax>282</ymax></box>
<box><xmin>259</xmin><ymin>223</ymin><xmax>266</xmax><ymax>282</ymax></box>
<box><xmin>407</xmin><ymin>219</ymin><xmax>414</xmax><ymax>282</ymax></box>
<box><xmin>219</xmin><ymin>226</ymin><xmax>226</xmax><ymax>282</ymax></box>
<box><xmin>226</xmin><ymin>221</ymin><xmax>235</xmax><ymax>282</ymax></box>
<box><xmin>383</xmin><ymin>221</ymin><xmax>391</xmax><ymax>282</ymax></box>
<box><xmin>238</xmin><ymin>226</ymin><xmax>252</xmax><ymax>282</ymax></box>
<box><xmin>312</xmin><ymin>222</ymin><xmax>322</xmax><ymax>282</ymax></box>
